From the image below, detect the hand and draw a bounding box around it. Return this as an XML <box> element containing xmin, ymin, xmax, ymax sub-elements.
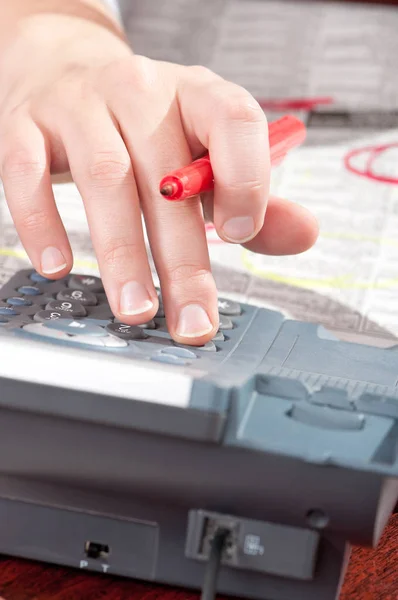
<box><xmin>0</xmin><ymin>13</ymin><xmax>318</xmax><ymax>345</ymax></box>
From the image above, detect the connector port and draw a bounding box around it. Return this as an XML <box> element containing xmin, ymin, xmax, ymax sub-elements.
<box><xmin>84</xmin><ymin>541</ymin><xmax>110</xmax><ymax>560</ymax></box>
<box><xmin>192</xmin><ymin>513</ymin><xmax>239</xmax><ymax>565</ymax></box>
<box><xmin>186</xmin><ymin>509</ymin><xmax>321</xmax><ymax>581</ymax></box>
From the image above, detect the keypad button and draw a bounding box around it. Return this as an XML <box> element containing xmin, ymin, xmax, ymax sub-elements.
<box><xmin>176</xmin><ymin>340</ymin><xmax>217</xmax><ymax>352</ymax></box>
<box><xmin>22</xmin><ymin>323</ymin><xmax>108</xmax><ymax>346</ymax></box>
<box><xmin>115</xmin><ymin>318</ymin><xmax>156</xmax><ymax>329</ymax></box>
<box><xmin>218</xmin><ymin>315</ymin><xmax>233</xmax><ymax>330</ymax></box>
<box><xmin>6</xmin><ymin>297</ymin><xmax>33</xmax><ymax>307</ymax></box>
<box><xmin>30</xmin><ymin>272</ymin><xmax>53</xmax><ymax>283</ymax></box>
<box><xmin>217</xmin><ymin>298</ymin><xmax>241</xmax><ymax>316</ymax></box>
<box><xmin>46</xmin><ymin>299</ymin><xmax>87</xmax><ymax>317</ymax></box>
<box><xmin>151</xmin><ymin>354</ymin><xmax>190</xmax><ymax>366</ymax></box>
<box><xmin>17</xmin><ymin>286</ymin><xmax>41</xmax><ymax>296</ymax></box>
<box><xmin>288</xmin><ymin>403</ymin><xmax>365</xmax><ymax>431</ymax></box>
<box><xmin>44</xmin><ymin>319</ymin><xmax>107</xmax><ymax>337</ymax></box>
<box><xmin>103</xmin><ymin>335</ymin><xmax>128</xmax><ymax>348</ymax></box>
<box><xmin>68</xmin><ymin>274</ymin><xmax>104</xmax><ymax>293</ymax></box>
<box><xmin>0</xmin><ymin>306</ymin><xmax>19</xmax><ymax>316</ymax></box>
<box><xmin>34</xmin><ymin>310</ymin><xmax>70</xmax><ymax>322</ymax></box>
<box><xmin>0</xmin><ymin>315</ymin><xmax>9</xmax><ymax>323</ymax></box>
<box><xmin>57</xmin><ymin>288</ymin><xmax>98</xmax><ymax>306</ymax></box>
<box><xmin>212</xmin><ymin>330</ymin><xmax>225</xmax><ymax>342</ymax></box>
<box><xmin>106</xmin><ymin>322</ymin><xmax>148</xmax><ymax>340</ymax></box>
<box><xmin>161</xmin><ymin>347</ymin><xmax>197</xmax><ymax>359</ymax></box>
<box><xmin>197</xmin><ymin>341</ymin><xmax>217</xmax><ymax>352</ymax></box>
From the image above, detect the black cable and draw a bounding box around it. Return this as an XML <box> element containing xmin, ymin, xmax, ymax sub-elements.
<box><xmin>200</xmin><ymin>528</ymin><xmax>229</xmax><ymax>600</ymax></box>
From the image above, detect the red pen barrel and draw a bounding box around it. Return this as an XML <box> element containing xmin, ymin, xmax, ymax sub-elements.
<box><xmin>159</xmin><ymin>156</ymin><xmax>214</xmax><ymax>200</ymax></box>
<box><xmin>159</xmin><ymin>115</ymin><xmax>306</xmax><ymax>201</ymax></box>
<box><xmin>268</xmin><ymin>114</ymin><xmax>306</xmax><ymax>165</ymax></box>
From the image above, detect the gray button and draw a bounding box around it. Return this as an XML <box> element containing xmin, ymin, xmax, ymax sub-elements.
<box><xmin>57</xmin><ymin>288</ymin><xmax>98</xmax><ymax>306</ymax></box>
<box><xmin>0</xmin><ymin>315</ymin><xmax>9</xmax><ymax>324</ymax></box>
<box><xmin>0</xmin><ymin>306</ymin><xmax>18</xmax><ymax>316</ymax></box>
<box><xmin>218</xmin><ymin>298</ymin><xmax>241</xmax><ymax>316</ymax></box>
<box><xmin>310</xmin><ymin>388</ymin><xmax>353</xmax><ymax>411</ymax></box>
<box><xmin>176</xmin><ymin>341</ymin><xmax>217</xmax><ymax>352</ymax></box>
<box><xmin>22</xmin><ymin>323</ymin><xmax>127</xmax><ymax>348</ymax></box>
<box><xmin>106</xmin><ymin>322</ymin><xmax>148</xmax><ymax>340</ymax></box>
<box><xmin>288</xmin><ymin>403</ymin><xmax>365</xmax><ymax>431</ymax></box>
<box><xmin>103</xmin><ymin>335</ymin><xmax>128</xmax><ymax>348</ymax></box>
<box><xmin>44</xmin><ymin>319</ymin><xmax>107</xmax><ymax>336</ymax></box>
<box><xmin>196</xmin><ymin>341</ymin><xmax>217</xmax><ymax>352</ymax></box>
<box><xmin>218</xmin><ymin>315</ymin><xmax>233</xmax><ymax>330</ymax></box>
<box><xmin>212</xmin><ymin>330</ymin><xmax>225</xmax><ymax>342</ymax></box>
<box><xmin>161</xmin><ymin>347</ymin><xmax>197</xmax><ymax>359</ymax></box>
<box><xmin>68</xmin><ymin>274</ymin><xmax>104</xmax><ymax>293</ymax></box>
<box><xmin>356</xmin><ymin>393</ymin><xmax>398</xmax><ymax>419</ymax></box>
<box><xmin>22</xmin><ymin>323</ymin><xmax>104</xmax><ymax>346</ymax></box>
<box><xmin>34</xmin><ymin>310</ymin><xmax>70</xmax><ymax>322</ymax></box>
<box><xmin>7</xmin><ymin>297</ymin><xmax>32</xmax><ymax>307</ymax></box>
<box><xmin>115</xmin><ymin>318</ymin><xmax>156</xmax><ymax>330</ymax></box>
<box><xmin>46</xmin><ymin>299</ymin><xmax>87</xmax><ymax>317</ymax></box>
<box><xmin>151</xmin><ymin>354</ymin><xmax>190</xmax><ymax>366</ymax></box>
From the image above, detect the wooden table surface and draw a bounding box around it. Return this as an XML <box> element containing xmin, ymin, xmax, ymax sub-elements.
<box><xmin>0</xmin><ymin>513</ymin><xmax>396</xmax><ymax>600</ymax></box>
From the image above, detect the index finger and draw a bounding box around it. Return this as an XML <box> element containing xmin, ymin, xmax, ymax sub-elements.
<box><xmin>178</xmin><ymin>68</ymin><xmax>270</xmax><ymax>244</ymax></box>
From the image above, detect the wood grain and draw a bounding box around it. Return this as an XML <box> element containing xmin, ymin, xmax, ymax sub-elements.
<box><xmin>0</xmin><ymin>514</ymin><xmax>396</xmax><ymax>600</ymax></box>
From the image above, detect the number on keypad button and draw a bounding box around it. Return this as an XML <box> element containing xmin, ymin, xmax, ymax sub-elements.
<box><xmin>46</xmin><ymin>299</ymin><xmax>87</xmax><ymax>317</ymax></box>
<box><xmin>34</xmin><ymin>310</ymin><xmax>69</xmax><ymax>322</ymax></box>
<box><xmin>106</xmin><ymin>323</ymin><xmax>148</xmax><ymax>340</ymax></box>
<box><xmin>217</xmin><ymin>298</ymin><xmax>241</xmax><ymax>316</ymax></box>
<box><xmin>115</xmin><ymin>317</ymin><xmax>156</xmax><ymax>329</ymax></box>
<box><xmin>57</xmin><ymin>289</ymin><xmax>98</xmax><ymax>306</ymax></box>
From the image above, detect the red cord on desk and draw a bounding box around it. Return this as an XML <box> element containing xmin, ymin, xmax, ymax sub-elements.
<box><xmin>344</xmin><ymin>143</ymin><xmax>398</xmax><ymax>185</ymax></box>
<box><xmin>159</xmin><ymin>114</ymin><xmax>306</xmax><ymax>201</ymax></box>
<box><xmin>257</xmin><ymin>96</ymin><xmax>333</xmax><ymax>111</ymax></box>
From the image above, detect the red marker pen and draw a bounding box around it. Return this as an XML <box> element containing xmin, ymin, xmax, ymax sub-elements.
<box><xmin>159</xmin><ymin>115</ymin><xmax>306</xmax><ymax>201</ymax></box>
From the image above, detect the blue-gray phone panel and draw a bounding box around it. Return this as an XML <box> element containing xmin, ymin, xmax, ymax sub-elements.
<box><xmin>0</xmin><ymin>268</ymin><xmax>397</xmax><ymax>600</ymax></box>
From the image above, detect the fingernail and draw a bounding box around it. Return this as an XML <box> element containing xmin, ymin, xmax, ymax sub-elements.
<box><xmin>176</xmin><ymin>304</ymin><xmax>213</xmax><ymax>338</ymax></box>
<box><xmin>222</xmin><ymin>216</ymin><xmax>255</xmax><ymax>243</ymax></box>
<box><xmin>41</xmin><ymin>246</ymin><xmax>67</xmax><ymax>274</ymax></box>
<box><xmin>120</xmin><ymin>281</ymin><xmax>154</xmax><ymax>315</ymax></box>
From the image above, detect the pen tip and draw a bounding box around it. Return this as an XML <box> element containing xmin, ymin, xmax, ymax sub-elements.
<box><xmin>160</xmin><ymin>183</ymin><xmax>174</xmax><ymax>197</ymax></box>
